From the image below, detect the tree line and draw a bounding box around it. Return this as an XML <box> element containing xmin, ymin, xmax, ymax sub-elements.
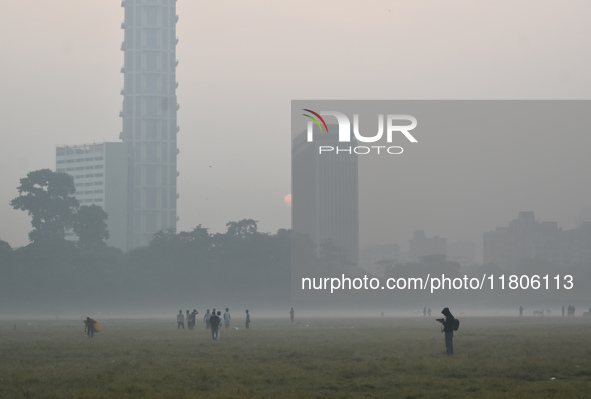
<box><xmin>2</xmin><ymin>169</ymin><xmax>588</xmax><ymax>314</ymax></box>
<box><xmin>0</xmin><ymin>169</ymin><xmax>291</xmax><ymax>314</ymax></box>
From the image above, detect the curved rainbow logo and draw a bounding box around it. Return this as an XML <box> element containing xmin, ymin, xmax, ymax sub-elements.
<box><xmin>302</xmin><ymin>109</ymin><xmax>329</xmax><ymax>133</ymax></box>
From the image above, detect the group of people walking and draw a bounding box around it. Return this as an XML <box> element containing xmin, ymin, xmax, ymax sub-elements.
<box><xmin>88</xmin><ymin>306</ymin><xmax>461</xmax><ymax>357</ymax></box>
<box><xmin>176</xmin><ymin>308</ymin><xmax>251</xmax><ymax>340</ymax></box>
<box><xmin>176</xmin><ymin>309</ymin><xmax>199</xmax><ymax>330</ymax></box>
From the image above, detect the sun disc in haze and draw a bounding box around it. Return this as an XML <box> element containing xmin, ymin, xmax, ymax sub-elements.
<box><xmin>283</xmin><ymin>194</ymin><xmax>292</xmax><ymax>206</ymax></box>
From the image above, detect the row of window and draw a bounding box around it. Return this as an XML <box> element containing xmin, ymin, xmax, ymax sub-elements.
<box><xmin>57</xmin><ymin>165</ymin><xmax>104</xmax><ymax>172</ymax></box>
<box><xmin>123</xmin><ymin>96</ymin><xmax>177</xmax><ymax>118</ymax></box>
<box><xmin>75</xmin><ymin>182</ymin><xmax>104</xmax><ymax>187</ymax></box>
<box><xmin>75</xmin><ymin>190</ymin><xmax>104</xmax><ymax>195</ymax></box>
<box><xmin>124</xmin><ymin>73</ymin><xmax>176</xmax><ymax>95</ymax></box>
<box><xmin>123</xmin><ymin>130</ymin><xmax>177</xmax><ymax>141</ymax></box>
<box><xmin>124</xmin><ymin>50</ymin><xmax>176</xmax><ymax>73</ymax></box>
<box><xmin>125</xmin><ymin>5</ymin><xmax>177</xmax><ymax>28</ymax></box>
<box><xmin>124</xmin><ymin>28</ymin><xmax>177</xmax><ymax>52</ymax></box>
<box><xmin>123</xmin><ymin>118</ymin><xmax>177</xmax><ymax>140</ymax></box>
<box><xmin>57</xmin><ymin>169</ymin><xmax>105</xmax><ymax>177</ymax></box>
<box><xmin>133</xmin><ymin>142</ymin><xmax>178</xmax><ymax>164</ymax></box>
<box><xmin>80</xmin><ymin>198</ymin><xmax>104</xmax><ymax>204</ymax></box>
<box><xmin>57</xmin><ymin>156</ymin><xmax>103</xmax><ymax>164</ymax></box>
<box><xmin>75</xmin><ymin>173</ymin><xmax>104</xmax><ymax>179</ymax></box>
<box><xmin>134</xmin><ymin>187</ymin><xmax>177</xmax><ymax>210</ymax></box>
<box><xmin>134</xmin><ymin>164</ymin><xmax>177</xmax><ymax>186</ymax></box>
<box><xmin>123</xmin><ymin>96</ymin><xmax>177</xmax><ymax>117</ymax></box>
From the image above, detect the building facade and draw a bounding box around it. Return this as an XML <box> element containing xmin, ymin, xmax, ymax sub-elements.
<box><xmin>483</xmin><ymin>211</ymin><xmax>591</xmax><ymax>269</ymax></box>
<box><xmin>121</xmin><ymin>0</ymin><xmax>179</xmax><ymax>248</ymax></box>
<box><xmin>292</xmin><ymin>128</ymin><xmax>359</xmax><ymax>273</ymax></box>
<box><xmin>56</xmin><ymin>143</ymin><xmax>129</xmax><ymax>250</ymax></box>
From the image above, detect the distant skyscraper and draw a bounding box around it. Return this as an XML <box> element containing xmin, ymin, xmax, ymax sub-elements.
<box><xmin>121</xmin><ymin>0</ymin><xmax>179</xmax><ymax>248</ymax></box>
<box><xmin>292</xmin><ymin>128</ymin><xmax>359</xmax><ymax>272</ymax></box>
<box><xmin>56</xmin><ymin>143</ymin><xmax>129</xmax><ymax>250</ymax></box>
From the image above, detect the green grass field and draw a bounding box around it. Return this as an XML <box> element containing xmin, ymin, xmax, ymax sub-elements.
<box><xmin>1</xmin><ymin>316</ymin><xmax>590</xmax><ymax>398</ymax></box>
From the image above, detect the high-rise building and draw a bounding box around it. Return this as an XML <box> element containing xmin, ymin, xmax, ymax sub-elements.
<box><xmin>292</xmin><ymin>128</ymin><xmax>359</xmax><ymax>273</ymax></box>
<box><xmin>56</xmin><ymin>143</ymin><xmax>129</xmax><ymax>250</ymax></box>
<box><xmin>120</xmin><ymin>0</ymin><xmax>179</xmax><ymax>248</ymax></box>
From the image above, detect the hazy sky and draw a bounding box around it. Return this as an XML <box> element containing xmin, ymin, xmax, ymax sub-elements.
<box><xmin>1</xmin><ymin>0</ymin><xmax>590</xmax><ymax>252</ymax></box>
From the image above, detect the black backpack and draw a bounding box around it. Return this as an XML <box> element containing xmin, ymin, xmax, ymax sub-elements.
<box><xmin>452</xmin><ymin>318</ymin><xmax>460</xmax><ymax>331</ymax></box>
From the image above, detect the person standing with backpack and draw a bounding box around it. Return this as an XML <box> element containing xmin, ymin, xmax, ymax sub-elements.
<box><xmin>436</xmin><ymin>307</ymin><xmax>456</xmax><ymax>355</ymax></box>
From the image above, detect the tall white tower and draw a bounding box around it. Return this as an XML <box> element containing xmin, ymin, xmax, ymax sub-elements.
<box><xmin>121</xmin><ymin>0</ymin><xmax>179</xmax><ymax>248</ymax></box>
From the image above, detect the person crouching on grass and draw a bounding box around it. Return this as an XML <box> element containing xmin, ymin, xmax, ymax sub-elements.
<box><xmin>436</xmin><ymin>307</ymin><xmax>455</xmax><ymax>355</ymax></box>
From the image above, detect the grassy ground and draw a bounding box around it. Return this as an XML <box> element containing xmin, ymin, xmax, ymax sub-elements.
<box><xmin>0</xmin><ymin>316</ymin><xmax>590</xmax><ymax>398</ymax></box>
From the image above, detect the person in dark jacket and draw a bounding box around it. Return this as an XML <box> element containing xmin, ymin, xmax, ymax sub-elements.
<box><xmin>84</xmin><ymin>317</ymin><xmax>96</xmax><ymax>339</ymax></box>
<box><xmin>210</xmin><ymin>311</ymin><xmax>221</xmax><ymax>341</ymax></box>
<box><xmin>437</xmin><ymin>307</ymin><xmax>455</xmax><ymax>355</ymax></box>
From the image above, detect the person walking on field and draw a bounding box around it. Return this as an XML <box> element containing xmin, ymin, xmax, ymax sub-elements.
<box><xmin>211</xmin><ymin>308</ymin><xmax>217</xmax><ymax>328</ymax></box>
<box><xmin>436</xmin><ymin>307</ymin><xmax>455</xmax><ymax>355</ymax></box>
<box><xmin>204</xmin><ymin>309</ymin><xmax>211</xmax><ymax>329</ymax></box>
<box><xmin>289</xmin><ymin>307</ymin><xmax>295</xmax><ymax>322</ymax></box>
<box><xmin>210</xmin><ymin>311</ymin><xmax>221</xmax><ymax>340</ymax></box>
<box><xmin>223</xmin><ymin>308</ymin><xmax>231</xmax><ymax>329</ymax></box>
<box><xmin>188</xmin><ymin>309</ymin><xmax>198</xmax><ymax>330</ymax></box>
<box><xmin>84</xmin><ymin>317</ymin><xmax>97</xmax><ymax>339</ymax></box>
<box><xmin>216</xmin><ymin>311</ymin><xmax>222</xmax><ymax>339</ymax></box>
<box><xmin>245</xmin><ymin>309</ymin><xmax>251</xmax><ymax>329</ymax></box>
<box><xmin>177</xmin><ymin>310</ymin><xmax>185</xmax><ymax>330</ymax></box>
